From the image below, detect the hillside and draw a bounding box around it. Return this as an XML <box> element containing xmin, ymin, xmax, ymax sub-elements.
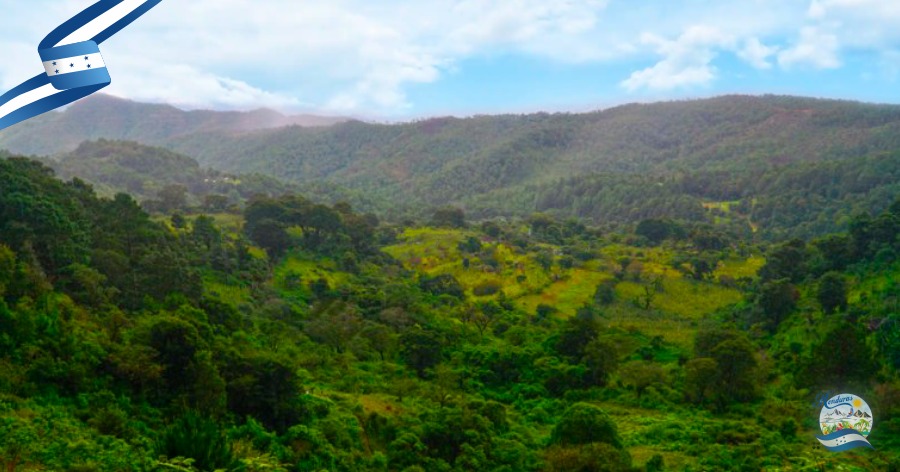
<box><xmin>1</xmin><ymin>154</ymin><xmax>900</xmax><ymax>470</ymax></box>
<box><xmin>157</xmin><ymin>95</ymin><xmax>900</xmax><ymax>238</ymax></box>
<box><xmin>0</xmin><ymin>94</ymin><xmax>348</xmax><ymax>156</ymax></box>
<box><xmin>42</xmin><ymin>139</ymin><xmax>299</xmax><ymax>210</ymax></box>
<box><xmin>5</xmin><ymin>95</ymin><xmax>900</xmax><ymax>238</ymax></box>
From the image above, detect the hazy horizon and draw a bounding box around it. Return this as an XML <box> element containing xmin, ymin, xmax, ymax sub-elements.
<box><xmin>73</xmin><ymin>91</ymin><xmax>900</xmax><ymax>125</ymax></box>
<box><xmin>4</xmin><ymin>1</ymin><xmax>899</xmax><ymax>119</ymax></box>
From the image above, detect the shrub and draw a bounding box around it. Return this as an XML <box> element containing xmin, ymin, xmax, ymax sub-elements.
<box><xmin>156</xmin><ymin>413</ymin><xmax>241</xmax><ymax>472</ymax></box>
<box><xmin>473</xmin><ymin>280</ymin><xmax>503</xmax><ymax>296</ymax></box>
<box><xmin>549</xmin><ymin>403</ymin><xmax>621</xmax><ymax>448</ymax></box>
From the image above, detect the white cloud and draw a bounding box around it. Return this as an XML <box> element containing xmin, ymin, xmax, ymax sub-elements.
<box><xmin>104</xmin><ymin>58</ymin><xmax>305</xmax><ymax>110</ymax></box>
<box><xmin>622</xmin><ymin>26</ymin><xmax>733</xmax><ymax>92</ymax></box>
<box><xmin>809</xmin><ymin>0</ymin><xmax>900</xmax><ymax>20</ymax></box>
<box><xmin>0</xmin><ymin>0</ymin><xmax>896</xmax><ymax>114</ymax></box>
<box><xmin>0</xmin><ymin>0</ymin><xmax>614</xmax><ymax>115</ymax></box>
<box><xmin>805</xmin><ymin>0</ymin><xmax>900</xmax><ymax>51</ymax></box>
<box><xmin>115</xmin><ymin>0</ymin><xmax>617</xmax><ymax>113</ymax></box>
<box><xmin>738</xmin><ymin>38</ymin><xmax>778</xmax><ymax>70</ymax></box>
<box><xmin>778</xmin><ymin>27</ymin><xmax>841</xmax><ymax>69</ymax></box>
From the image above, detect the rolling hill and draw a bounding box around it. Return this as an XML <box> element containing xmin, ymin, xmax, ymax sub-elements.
<box><xmin>38</xmin><ymin>139</ymin><xmax>298</xmax><ymax>209</ymax></box>
<box><xmin>4</xmin><ymin>94</ymin><xmax>900</xmax><ymax>237</ymax></box>
<box><xmin>0</xmin><ymin>94</ymin><xmax>348</xmax><ymax>157</ymax></box>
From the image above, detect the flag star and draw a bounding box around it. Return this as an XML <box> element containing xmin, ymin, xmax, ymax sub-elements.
<box><xmin>70</xmin><ymin>63</ymin><xmax>74</xmax><ymax>67</ymax></box>
<box><xmin>55</xmin><ymin>70</ymin><xmax>59</xmax><ymax>74</ymax></box>
<box><xmin>52</xmin><ymin>61</ymin><xmax>57</xmax><ymax>66</ymax></box>
<box><xmin>87</xmin><ymin>64</ymin><xmax>91</xmax><ymax>68</ymax></box>
<box><xmin>84</xmin><ymin>56</ymin><xmax>89</xmax><ymax>60</ymax></box>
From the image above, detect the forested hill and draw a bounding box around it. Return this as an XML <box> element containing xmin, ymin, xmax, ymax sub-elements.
<box><xmin>5</xmin><ymin>94</ymin><xmax>900</xmax><ymax>238</ymax></box>
<box><xmin>2</xmin><ymin>152</ymin><xmax>900</xmax><ymax>470</ymax></box>
<box><xmin>176</xmin><ymin>95</ymin><xmax>900</xmax><ymax>237</ymax></box>
<box><xmin>0</xmin><ymin>94</ymin><xmax>348</xmax><ymax>156</ymax></box>
<box><xmin>40</xmin><ymin>139</ymin><xmax>383</xmax><ymax>214</ymax></box>
<box><xmin>35</xmin><ymin>139</ymin><xmax>299</xmax><ymax>213</ymax></box>
<box><xmin>162</xmin><ymin>95</ymin><xmax>900</xmax><ymax>236</ymax></box>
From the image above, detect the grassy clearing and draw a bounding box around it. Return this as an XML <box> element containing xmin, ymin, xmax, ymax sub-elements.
<box><xmin>517</xmin><ymin>269</ymin><xmax>613</xmax><ymax>316</ymax></box>
<box><xmin>207</xmin><ymin>212</ymin><xmax>244</xmax><ymax>233</ymax></box>
<box><xmin>382</xmin><ymin>228</ymin><xmax>469</xmax><ymax>270</ymax></box>
<box><xmin>205</xmin><ymin>279</ymin><xmax>252</xmax><ymax>306</ymax></box>
<box><xmin>592</xmin><ymin>403</ymin><xmax>697</xmax><ymax>469</ymax></box>
<box><xmin>608</xmin><ymin>316</ymin><xmax>697</xmax><ymax>349</ymax></box>
<box><xmin>703</xmin><ymin>201</ymin><xmax>760</xmax><ymax>231</ymax></box>
<box><xmin>385</xmin><ymin>227</ymin><xmax>750</xmax><ymax>347</ymax></box>
<box><xmin>358</xmin><ymin>394</ymin><xmax>405</xmax><ymax>417</ymax></box>
<box><xmin>384</xmin><ymin>228</ymin><xmax>554</xmax><ymax>299</ymax></box>
<box><xmin>715</xmin><ymin>255</ymin><xmax>765</xmax><ymax>280</ymax></box>
<box><xmin>275</xmin><ymin>254</ymin><xmax>351</xmax><ymax>291</ymax></box>
<box><xmin>615</xmin><ymin>278</ymin><xmax>743</xmax><ymax>320</ymax></box>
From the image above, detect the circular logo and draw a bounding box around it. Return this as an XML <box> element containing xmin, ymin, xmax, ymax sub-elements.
<box><xmin>819</xmin><ymin>393</ymin><xmax>873</xmax><ymax>437</ymax></box>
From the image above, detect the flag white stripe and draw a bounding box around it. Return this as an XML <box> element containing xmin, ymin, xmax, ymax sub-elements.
<box><xmin>43</xmin><ymin>53</ymin><xmax>106</xmax><ymax>76</ymax></box>
<box><xmin>817</xmin><ymin>433</ymin><xmax>870</xmax><ymax>448</ymax></box>
<box><xmin>57</xmin><ymin>0</ymin><xmax>147</xmax><ymax>47</ymax></box>
<box><xmin>0</xmin><ymin>84</ymin><xmax>59</xmax><ymax>120</ymax></box>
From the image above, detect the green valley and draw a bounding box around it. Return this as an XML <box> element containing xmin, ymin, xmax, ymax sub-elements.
<box><xmin>1</xmin><ymin>153</ymin><xmax>899</xmax><ymax>470</ymax></box>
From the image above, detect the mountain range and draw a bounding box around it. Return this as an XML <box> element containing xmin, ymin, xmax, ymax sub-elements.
<box><xmin>0</xmin><ymin>94</ymin><xmax>348</xmax><ymax>157</ymax></box>
<box><xmin>3</xmin><ymin>94</ymin><xmax>900</xmax><ymax>238</ymax></box>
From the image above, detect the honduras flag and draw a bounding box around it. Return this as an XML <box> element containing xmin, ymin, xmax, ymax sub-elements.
<box><xmin>0</xmin><ymin>0</ymin><xmax>163</xmax><ymax>131</ymax></box>
<box><xmin>816</xmin><ymin>429</ymin><xmax>874</xmax><ymax>453</ymax></box>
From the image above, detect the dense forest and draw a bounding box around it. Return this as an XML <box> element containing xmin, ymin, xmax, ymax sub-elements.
<box><xmin>1</xmin><ymin>152</ymin><xmax>899</xmax><ymax>471</ymax></box>
<box><xmin>39</xmin><ymin>140</ymin><xmax>296</xmax><ymax>209</ymax></box>
<box><xmin>5</xmin><ymin>95</ymin><xmax>900</xmax><ymax>239</ymax></box>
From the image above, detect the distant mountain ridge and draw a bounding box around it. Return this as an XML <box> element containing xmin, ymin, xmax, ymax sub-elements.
<box><xmin>0</xmin><ymin>94</ymin><xmax>349</xmax><ymax>156</ymax></box>
<box><xmin>5</xmin><ymin>94</ymin><xmax>900</xmax><ymax>238</ymax></box>
<box><xmin>40</xmin><ymin>139</ymin><xmax>299</xmax><ymax>206</ymax></box>
<box><xmin>160</xmin><ymin>95</ymin><xmax>900</xmax><ymax>236</ymax></box>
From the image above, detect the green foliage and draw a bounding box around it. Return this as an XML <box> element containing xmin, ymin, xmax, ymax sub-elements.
<box><xmin>817</xmin><ymin>271</ymin><xmax>848</xmax><ymax>314</ymax></box>
<box><xmin>803</xmin><ymin>321</ymin><xmax>878</xmax><ymax>390</ymax></box>
<box><xmin>431</xmin><ymin>207</ymin><xmax>467</xmax><ymax>229</ymax></box>
<box><xmin>419</xmin><ymin>274</ymin><xmax>465</xmax><ymax>299</ymax></box>
<box><xmin>550</xmin><ymin>403</ymin><xmax>622</xmax><ymax>448</ymax></box>
<box><xmin>0</xmin><ymin>151</ymin><xmax>899</xmax><ymax>470</ymax></box>
<box><xmin>400</xmin><ymin>327</ymin><xmax>445</xmax><ymax>377</ymax></box>
<box><xmin>50</xmin><ymin>140</ymin><xmax>295</xmax><ymax>212</ymax></box>
<box><xmin>582</xmin><ymin>338</ymin><xmax>619</xmax><ymax>387</ymax></box>
<box><xmin>157</xmin><ymin>413</ymin><xmax>243</xmax><ymax>472</ymax></box>
<box><xmin>636</xmin><ymin>218</ymin><xmax>684</xmax><ymax>245</ymax></box>
<box><xmin>619</xmin><ymin>360</ymin><xmax>667</xmax><ymax>398</ymax></box>
<box><xmin>472</xmin><ymin>280</ymin><xmax>503</xmax><ymax>297</ymax></box>
<box><xmin>544</xmin><ymin>443</ymin><xmax>633</xmax><ymax>472</ymax></box>
<box><xmin>692</xmin><ymin>329</ymin><xmax>760</xmax><ymax>408</ymax></box>
<box><xmin>593</xmin><ymin>280</ymin><xmax>616</xmax><ymax>305</ymax></box>
<box><xmin>756</xmin><ymin>278</ymin><xmax>797</xmax><ymax>329</ymax></box>
<box><xmin>0</xmin><ymin>244</ymin><xmax>15</xmax><ymax>296</ymax></box>
<box><xmin>12</xmin><ymin>96</ymin><xmax>900</xmax><ymax>239</ymax></box>
<box><xmin>555</xmin><ymin>314</ymin><xmax>599</xmax><ymax>361</ymax></box>
<box><xmin>759</xmin><ymin>239</ymin><xmax>808</xmax><ymax>283</ymax></box>
<box><xmin>245</xmin><ymin>195</ymin><xmax>377</xmax><ymax>259</ymax></box>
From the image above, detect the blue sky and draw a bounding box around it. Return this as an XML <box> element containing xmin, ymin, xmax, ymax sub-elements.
<box><xmin>1</xmin><ymin>0</ymin><xmax>899</xmax><ymax>119</ymax></box>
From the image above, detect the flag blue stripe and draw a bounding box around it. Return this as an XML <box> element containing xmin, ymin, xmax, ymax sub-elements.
<box><xmin>92</xmin><ymin>0</ymin><xmax>163</xmax><ymax>45</ymax></box>
<box><xmin>49</xmin><ymin>68</ymin><xmax>111</xmax><ymax>91</ymax></box>
<box><xmin>38</xmin><ymin>40</ymin><xmax>101</xmax><ymax>61</ymax></box>
<box><xmin>0</xmin><ymin>74</ymin><xmax>49</xmax><ymax>109</ymax></box>
<box><xmin>40</xmin><ymin>0</ymin><xmax>122</xmax><ymax>49</ymax></box>
<box><xmin>816</xmin><ymin>429</ymin><xmax>870</xmax><ymax>441</ymax></box>
<box><xmin>823</xmin><ymin>402</ymin><xmax>855</xmax><ymax>411</ymax></box>
<box><xmin>0</xmin><ymin>0</ymin><xmax>162</xmax><ymax>131</ymax></box>
<box><xmin>0</xmin><ymin>81</ymin><xmax>106</xmax><ymax>130</ymax></box>
<box><xmin>822</xmin><ymin>440</ymin><xmax>874</xmax><ymax>453</ymax></box>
